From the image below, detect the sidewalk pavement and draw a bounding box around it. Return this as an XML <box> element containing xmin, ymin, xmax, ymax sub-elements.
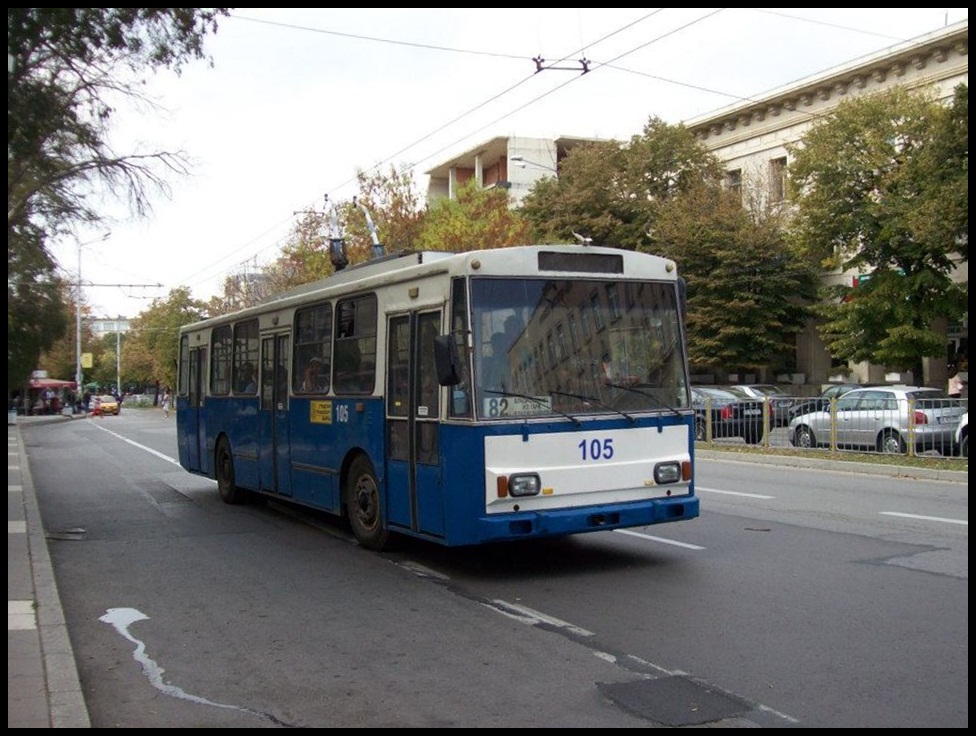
<box><xmin>6</xmin><ymin>412</ymin><xmax>967</xmax><ymax>729</ymax></box>
<box><xmin>8</xmin><ymin>413</ymin><xmax>90</xmax><ymax>728</ymax></box>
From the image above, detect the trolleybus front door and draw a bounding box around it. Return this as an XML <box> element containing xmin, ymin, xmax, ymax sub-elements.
<box><xmin>258</xmin><ymin>333</ymin><xmax>292</xmax><ymax>496</ymax></box>
<box><xmin>385</xmin><ymin>311</ymin><xmax>445</xmax><ymax>539</ymax></box>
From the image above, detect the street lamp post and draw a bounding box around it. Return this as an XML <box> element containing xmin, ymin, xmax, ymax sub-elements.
<box><xmin>75</xmin><ymin>232</ymin><xmax>110</xmax><ymax>400</ymax></box>
<box><xmin>75</xmin><ymin>244</ymin><xmax>83</xmax><ymax>395</ymax></box>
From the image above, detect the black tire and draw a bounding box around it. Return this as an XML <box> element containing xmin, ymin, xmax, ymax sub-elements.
<box><xmin>878</xmin><ymin>430</ymin><xmax>906</xmax><ymax>455</ymax></box>
<box><xmin>345</xmin><ymin>455</ymin><xmax>388</xmax><ymax>551</ymax></box>
<box><xmin>743</xmin><ymin>426</ymin><xmax>762</xmax><ymax>445</ymax></box>
<box><xmin>793</xmin><ymin>424</ymin><xmax>817</xmax><ymax>449</ymax></box>
<box><xmin>961</xmin><ymin>434</ymin><xmax>968</xmax><ymax>458</ymax></box>
<box><xmin>215</xmin><ymin>437</ymin><xmax>245</xmax><ymax>504</ymax></box>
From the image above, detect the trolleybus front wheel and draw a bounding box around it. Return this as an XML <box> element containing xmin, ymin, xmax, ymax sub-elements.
<box><xmin>345</xmin><ymin>455</ymin><xmax>389</xmax><ymax>551</ymax></box>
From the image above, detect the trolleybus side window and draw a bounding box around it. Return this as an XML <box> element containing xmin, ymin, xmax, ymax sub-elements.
<box><xmin>448</xmin><ymin>277</ymin><xmax>473</xmax><ymax>418</ymax></box>
<box><xmin>334</xmin><ymin>294</ymin><xmax>377</xmax><ymax>395</ymax></box>
<box><xmin>211</xmin><ymin>325</ymin><xmax>232</xmax><ymax>396</ymax></box>
<box><xmin>233</xmin><ymin>318</ymin><xmax>259</xmax><ymax>394</ymax></box>
<box><xmin>294</xmin><ymin>303</ymin><xmax>332</xmax><ymax>394</ymax></box>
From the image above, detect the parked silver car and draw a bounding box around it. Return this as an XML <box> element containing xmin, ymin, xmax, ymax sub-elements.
<box><xmin>788</xmin><ymin>385</ymin><xmax>966</xmax><ymax>455</ymax></box>
<box><xmin>955</xmin><ymin>411</ymin><xmax>968</xmax><ymax>458</ymax></box>
<box><xmin>786</xmin><ymin>382</ymin><xmax>884</xmax><ymax>422</ymax></box>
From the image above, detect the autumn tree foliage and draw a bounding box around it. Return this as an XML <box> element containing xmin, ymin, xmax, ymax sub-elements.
<box><xmin>414</xmin><ymin>179</ymin><xmax>532</xmax><ymax>252</ymax></box>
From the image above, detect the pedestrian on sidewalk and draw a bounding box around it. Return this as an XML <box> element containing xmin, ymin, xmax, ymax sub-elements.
<box><xmin>161</xmin><ymin>389</ymin><xmax>171</xmax><ymax>418</ymax></box>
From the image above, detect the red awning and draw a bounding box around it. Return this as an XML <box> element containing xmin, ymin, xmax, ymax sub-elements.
<box><xmin>29</xmin><ymin>378</ymin><xmax>77</xmax><ymax>390</ymax></box>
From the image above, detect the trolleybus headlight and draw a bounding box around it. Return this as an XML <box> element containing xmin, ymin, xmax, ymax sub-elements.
<box><xmin>508</xmin><ymin>473</ymin><xmax>541</xmax><ymax>497</ymax></box>
<box><xmin>654</xmin><ymin>462</ymin><xmax>681</xmax><ymax>484</ymax></box>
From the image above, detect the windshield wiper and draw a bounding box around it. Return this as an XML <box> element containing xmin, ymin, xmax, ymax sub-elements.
<box><xmin>549</xmin><ymin>390</ymin><xmax>636</xmax><ymax>424</ymax></box>
<box><xmin>603</xmin><ymin>382</ymin><xmax>684</xmax><ymax>417</ymax></box>
<box><xmin>482</xmin><ymin>388</ymin><xmax>582</xmax><ymax>426</ymax></box>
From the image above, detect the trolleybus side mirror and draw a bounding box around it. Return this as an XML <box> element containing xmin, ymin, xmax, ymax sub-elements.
<box><xmin>433</xmin><ymin>335</ymin><xmax>461</xmax><ymax>386</ymax></box>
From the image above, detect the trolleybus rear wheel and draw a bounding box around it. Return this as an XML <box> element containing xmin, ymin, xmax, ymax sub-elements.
<box><xmin>215</xmin><ymin>438</ymin><xmax>245</xmax><ymax>504</ymax></box>
<box><xmin>346</xmin><ymin>455</ymin><xmax>388</xmax><ymax>551</ymax></box>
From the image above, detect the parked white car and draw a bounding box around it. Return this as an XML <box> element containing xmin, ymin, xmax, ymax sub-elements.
<box><xmin>788</xmin><ymin>385</ymin><xmax>965</xmax><ymax>455</ymax></box>
<box><xmin>955</xmin><ymin>411</ymin><xmax>968</xmax><ymax>458</ymax></box>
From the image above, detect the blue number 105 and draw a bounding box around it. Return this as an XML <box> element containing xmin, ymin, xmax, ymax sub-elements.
<box><xmin>579</xmin><ymin>438</ymin><xmax>614</xmax><ymax>461</ymax></box>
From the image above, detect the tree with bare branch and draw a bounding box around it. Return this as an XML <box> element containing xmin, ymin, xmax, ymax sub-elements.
<box><xmin>7</xmin><ymin>8</ymin><xmax>230</xmax><ymax>391</ymax></box>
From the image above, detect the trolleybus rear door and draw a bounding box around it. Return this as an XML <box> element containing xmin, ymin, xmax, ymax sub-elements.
<box><xmin>181</xmin><ymin>345</ymin><xmax>207</xmax><ymax>473</ymax></box>
<box><xmin>385</xmin><ymin>310</ymin><xmax>445</xmax><ymax>539</ymax></box>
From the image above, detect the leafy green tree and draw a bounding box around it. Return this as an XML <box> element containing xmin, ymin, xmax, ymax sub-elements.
<box><xmin>34</xmin><ymin>287</ymin><xmax>96</xmax><ymax>385</ymax></box>
<box><xmin>653</xmin><ymin>184</ymin><xmax>820</xmax><ymax>374</ymax></box>
<box><xmin>519</xmin><ymin>117</ymin><xmax>723</xmax><ymax>248</ymax></box>
<box><xmin>8</xmin><ymin>234</ymin><xmax>70</xmax><ymax>392</ymax></box>
<box><xmin>92</xmin><ymin>333</ymin><xmax>121</xmax><ymax>390</ymax></box>
<box><xmin>788</xmin><ymin>85</ymin><xmax>969</xmax><ymax>382</ymax></box>
<box><xmin>414</xmin><ymin>179</ymin><xmax>532</xmax><ymax>252</ymax></box>
<box><xmin>7</xmin><ymin>8</ymin><xmax>230</xmax><ymax>388</ymax></box>
<box><xmin>125</xmin><ymin>288</ymin><xmax>207</xmax><ymax>393</ymax></box>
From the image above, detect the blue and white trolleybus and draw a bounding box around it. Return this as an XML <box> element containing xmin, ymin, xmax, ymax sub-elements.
<box><xmin>176</xmin><ymin>244</ymin><xmax>699</xmax><ymax>550</ymax></box>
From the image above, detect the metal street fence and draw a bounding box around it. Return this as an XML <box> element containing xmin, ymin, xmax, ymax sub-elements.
<box><xmin>695</xmin><ymin>394</ymin><xmax>968</xmax><ymax>458</ymax></box>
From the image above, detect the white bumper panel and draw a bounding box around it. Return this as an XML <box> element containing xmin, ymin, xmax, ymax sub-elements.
<box><xmin>484</xmin><ymin>425</ymin><xmax>691</xmax><ymax>514</ymax></box>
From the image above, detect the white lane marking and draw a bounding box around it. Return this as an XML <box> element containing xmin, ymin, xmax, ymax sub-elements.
<box><xmin>91</xmin><ymin>423</ymin><xmax>180</xmax><ymax>465</ymax></box>
<box><xmin>880</xmin><ymin>511</ymin><xmax>967</xmax><ymax>526</ymax></box>
<box><xmin>696</xmin><ymin>485</ymin><xmax>774</xmax><ymax>499</ymax></box>
<box><xmin>612</xmin><ymin>528</ymin><xmax>705</xmax><ymax>550</ymax></box>
<box><xmin>487</xmin><ymin>599</ymin><xmax>595</xmax><ymax>637</ymax></box>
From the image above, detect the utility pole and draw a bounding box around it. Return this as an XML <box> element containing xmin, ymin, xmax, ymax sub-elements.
<box><xmin>75</xmin><ymin>232</ymin><xmax>111</xmax><ymax>395</ymax></box>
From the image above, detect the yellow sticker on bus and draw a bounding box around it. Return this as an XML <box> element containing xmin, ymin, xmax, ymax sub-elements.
<box><xmin>310</xmin><ymin>400</ymin><xmax>332</xmax><ymax>424</ymax></box>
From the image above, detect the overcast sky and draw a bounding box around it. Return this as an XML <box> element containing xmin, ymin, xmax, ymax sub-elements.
<box><xmin>51</xmin><ymin>8</ymin><xmax>968</xmax><ymax>318</ymax></box>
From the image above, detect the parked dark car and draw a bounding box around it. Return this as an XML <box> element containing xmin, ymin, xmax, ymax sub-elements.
<box><xmin>691</xmin><ymin>386</ymin><xmax>766</xmax><ymax>444</ymax></box>
<box><xmin>725</xmin><ymin>384</ymin><xmax>796</xmax><ymax>427</ymax></box>
<box><xmin>787</xmin><ymin>382</ymin><xmax>883</xmax><ymax>422</ymax></box>
<box><xmin>788</xmin><ymin>385</ymin><xmax>965</xmax><ymax>455</ymax></box>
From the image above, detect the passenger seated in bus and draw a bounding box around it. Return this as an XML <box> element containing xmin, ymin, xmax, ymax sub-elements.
<box><xmin>302</xmin><ymin>357</ymin><xmax>325</xmax><ymax>392</ymax></box>
<box><xmin>238</xmin><ymin>362</ymin><xmax>257</xmax><ymax>393</ymax></box>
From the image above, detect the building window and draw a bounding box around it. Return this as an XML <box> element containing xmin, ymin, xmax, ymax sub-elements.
<box><xmin>769</xmin><ymin>157</ymin><xmax>787</xmax><ymax>203</ymax></box>
<box><xmin>590</xmin><ymin>291</ymin><xmax>605</xmax><ymax>331</ymax></box>
<box><xmin>725</xmin><ymin>168</ymin><xmax>742</xmax><ymax>198</ymax></box>
<box><xmin>606</xmin><ymin>283</ymin><xmax>621</xmax><ymax>321</ymax></box>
